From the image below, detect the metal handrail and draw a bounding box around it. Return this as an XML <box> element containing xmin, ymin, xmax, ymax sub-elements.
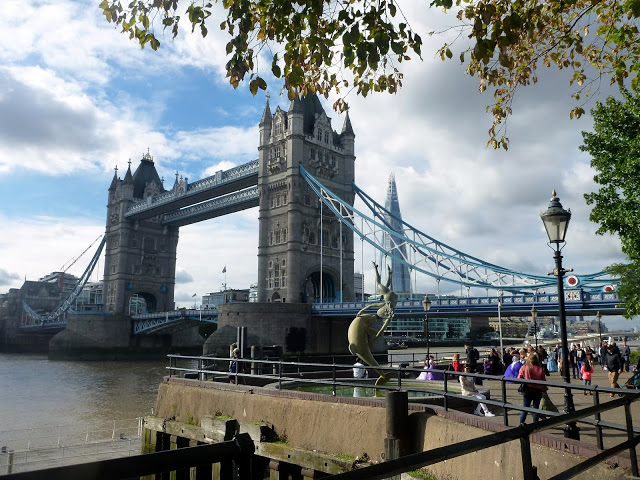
<box><xmin>166</xmin><ymin>355</ymin><xmax>640</xmax><ymax>438</ymax></box>
<box><xmin>167</xmin><ymin>353</ymin><xmax>640</xmax><ymax>479</ymax></box>
<box><xmin>322</xmin><ymin>395</ymin><xmax>640</xmax><ymax>479</ymax></box>
<box><xmin>2</xmin><ymin>433</ymin><xmax>255</xmax><ymax>480</ymax></box>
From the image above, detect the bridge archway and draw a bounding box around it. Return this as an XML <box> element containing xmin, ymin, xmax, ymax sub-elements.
<box><xmin>129</xmin><ymin>292</ymin><xmax>157</xmax><ymax>314</ymax></box>
<box><xmin>306</xmin><ymin>271</ymin><xmax>336</xmax><ymax>303</ymax></box>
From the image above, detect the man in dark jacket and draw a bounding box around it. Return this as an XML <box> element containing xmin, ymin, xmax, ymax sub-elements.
<box><xmin>465</xmin><ymin>343</ymin><xmax>481</xmax><ymax>384</ymax></box>
<box><xmin>600</xmin><ymin>341</ymin><xmax>608</xmax><ymax>369</ymax></box>
<box><xmin>621</xmin><ymin>341</ymin><xmax>631</xmax><ymax>372</ymax></box>
<box><xmin>605</xmin><ymin>344</ymin><xmax>624</xmax><ymax>396</ymax></box>
<box><xmin>570</xmin><ymin>344</ymin><xmax>578</xmax><ymax>379</ymax></box>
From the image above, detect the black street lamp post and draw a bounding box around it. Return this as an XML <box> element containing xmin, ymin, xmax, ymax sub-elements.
<box><xmin>596</xmin><ymin>311</ymin><xmax>603</xmax><ymax>348</ymax></box>
<box><xmin>531</xmin><ymin>305</ymin><xmax>538</xmax><ymax>349</ymax></box>
<box><xmin>540</xmin><ymin>190</ymin><xmax>580</xmax><ymax>440</ymax></box>
<box><xmin>422</xmin><ymin>295</ymin><xmax>432</xmax><ymax>358</ymax></box>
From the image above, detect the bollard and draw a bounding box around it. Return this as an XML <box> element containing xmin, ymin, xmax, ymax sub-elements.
<box><xmin>385</xmin><ymin>391</ymin><xmax>408</xmax><ymax>480</ymax></box>
<box><xmin>386</xmin><ymin>391</ymin><xmax>408</xmax><ymax>442</ymax></box>
<box><xmin>251</xmin><ymin>346</ymin><xmax>262</xmax><ymax>376</ymax></box>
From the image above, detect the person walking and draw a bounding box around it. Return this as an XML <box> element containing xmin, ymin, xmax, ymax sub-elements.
<box><xmin>600</xmin><ymin>341</ymin><xmax>609</xmax><ymax>370</ymax></box>
<box><xmin>465</xmin><ymin>343</ymin><xmax>481</xmax><ymax>385</ymax></box>
<box><xmin>465</xmin><ymin>343</ymin><xmax>479</xmax><ymax>372</ymax></box>
<box><xmin>488</xmin><ymin>348</ymin><xmax>501</xmax><ymax>375</ymax></box>
<box><xmin>570</xmin><ymin>344</ymin><xmax>579</xmax><ymax>379</ymax></box>
<box><xmin>451</xmin><ymin>353</ymin><xmax>463</xmax><ymax>372</ymax></box>
<box><xmin>581</xmin><ymin>358</ymin><xmax>594</xmax><ymax>395</ymax></box>
<box><xmin>621</xmin><ymin>341</ymin><xmax>631</xmax><ymax>372</ymax></box>
<box><xmin>605</xmin><ymin>343</ymin><xmax>624</xmax><ymax>397</ymax></box>
<box><xmin>575</xmin><ymin>344</ymin><xmax>585</xmax><ymax>379</ymax></box>
<box><xmin>518</xmin><ymin>354</ymin><xmax>546</xmax><ymax>424</ymax></box>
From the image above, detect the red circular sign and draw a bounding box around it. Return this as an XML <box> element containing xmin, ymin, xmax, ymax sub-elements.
<box><xmin>603</xmin><ymin>285</ymin><xmax>615</xmax><ymax>292</ymax></box>
<box><xmin>565</xmin><ymin>275</ymin><xmax>579</xmax><ymax>287</ymax></box>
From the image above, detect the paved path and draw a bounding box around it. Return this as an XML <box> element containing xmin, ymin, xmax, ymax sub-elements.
<box><xmin>482</xmin><ymin>366</ymin><xmax>639</xmax><ymax>449</ymax></box>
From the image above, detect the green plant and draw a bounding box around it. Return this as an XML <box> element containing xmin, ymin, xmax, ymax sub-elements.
<box><xmin>407</xmin><ymin>469</ymin><xmax>438</xmax><ymax>480</ymax></box>
<box><xmin>185</xmin><ymin>414</ymin><xmax>200</xmax><ymax>426</ymax></box>
<box><xmin>335</xmin><ymin>453</ymin><xmax>356</xmax><ymax>461</ymax></box>
<box><xmin>630</xmin><ymin>350</ymin><xmax>640</xmax><ymax>367</ymax></box>
<box><xmin>273</xmin><ymin>432</ymin><xmax>289</xmax><ymax>445</ymax></box>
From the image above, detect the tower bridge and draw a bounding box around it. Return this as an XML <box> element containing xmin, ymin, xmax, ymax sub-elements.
<box><xmin>15</xmin><ymin>94</ymin><xmax>622</xmax><ymax>358</ymax></box>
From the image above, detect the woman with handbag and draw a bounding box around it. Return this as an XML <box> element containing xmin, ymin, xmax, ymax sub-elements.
<box><xmin>517</xmin><ymin>354</ymin><xmax>546</xmax><ymax>424</ymax></box>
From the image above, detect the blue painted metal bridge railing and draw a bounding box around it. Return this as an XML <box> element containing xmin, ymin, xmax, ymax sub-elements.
<box><xmin>132</xmin><ymin>308</ymin><xmax>218</xmax><ymax>335</ymax></box>
<box><xmin>313</xmin><ymin>288</ymin><xmax>622</xmax><ymax>318</ymax></box>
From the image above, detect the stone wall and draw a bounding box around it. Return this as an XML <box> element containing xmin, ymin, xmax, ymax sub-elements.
<box><xmin>153</xmin><ymin>377</ymin><xmax>632</xmax><ymax>480</ymax></box>
<box><xmin>48</xmin><ymin>314</ymin><xmax>204</xmax><ymax>359</ymax></box>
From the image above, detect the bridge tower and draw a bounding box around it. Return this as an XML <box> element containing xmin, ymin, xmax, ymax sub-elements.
<box><xmin>257</xmin><ymin>94</ymin><xmax>356</xmax><ymax>303</ymax></box>
<box><xmin>103</xmin><ymin>152</ymin><xmax>179</xmax><ymax>314</ymax></box>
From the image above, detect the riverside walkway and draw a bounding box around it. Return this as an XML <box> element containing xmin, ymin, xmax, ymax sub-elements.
<box><xmin>478</xmin><ymin>363</ymin><xmax>639</xmax><ymax>451</ymax></box>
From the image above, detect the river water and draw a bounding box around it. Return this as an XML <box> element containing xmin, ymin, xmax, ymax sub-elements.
<box><xmin>0</xmin><ymin>353</ymin><xmax>167</xmax><ymax>435</ymax></box>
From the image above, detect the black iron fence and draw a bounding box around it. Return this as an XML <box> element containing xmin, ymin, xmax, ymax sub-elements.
<box><xmin>2</xmin><ymin>433</ymin><xmax>255</xmax><ymax>480</ymax></box>
<box><xmin>167</xmin><ymin>353</ymin><xmax>640</xmax><ymax>452</ymax></box>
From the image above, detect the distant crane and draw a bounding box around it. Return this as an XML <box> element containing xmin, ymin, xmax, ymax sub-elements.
<box><xmin>58</xmin><ymin>235</ymin><xmax>103</xmax><ymax>292</ymax></box>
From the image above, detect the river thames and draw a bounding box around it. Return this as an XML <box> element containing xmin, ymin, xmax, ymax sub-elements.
<box><xmin>0</xmin><ymin>353</ymin><xmax>167</xmax><ymax>435</ymax></box>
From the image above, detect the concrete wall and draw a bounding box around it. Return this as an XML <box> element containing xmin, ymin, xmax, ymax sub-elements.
<box><xmin>154</xmin><ymin>377</ymin><xmax>632</xmax><ymax>480</ymax></box>
<box><xmin>203</xmin><ymin>302</ymin><xmax>387</xmax><ymax>356</ymax></box>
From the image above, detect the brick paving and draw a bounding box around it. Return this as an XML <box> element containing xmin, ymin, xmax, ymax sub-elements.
<box><xmin>481</xmin><ymin>365</ymin><xmax>640</xmax><ymax>450</ymax></box>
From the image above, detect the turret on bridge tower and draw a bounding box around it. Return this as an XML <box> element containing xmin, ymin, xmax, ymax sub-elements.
<box><xmin>104</xmin><ymin>152</ymin><xmax>179</xmax><ymax>315</ymax></box>
<box><xmin>257</xmin><ymin>94</ymin><xmax>356</xmax><ymax>304</ymax></box>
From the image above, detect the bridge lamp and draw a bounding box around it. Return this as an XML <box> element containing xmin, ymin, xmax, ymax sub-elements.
<box><xmin>531</xmin><ymin>305</ymin><xmax>538</xmax><ymax>349</ymax></box>
<box><xmin>596</xmin><ymin>311</ymin><xmax>602</xmax><ymax>348</ymax></box>
<box><xmin>422</xmin><ymin>295</ymin><xmax>432</xmax><ymax>358</ymax></box>
<box><xmin>540</xmin><ymin>190</ymin><xmax>579</xmax><ymax>440</ymax></box>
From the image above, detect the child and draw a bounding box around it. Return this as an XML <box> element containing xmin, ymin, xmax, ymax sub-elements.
<box><xmin>483</xmin><ymin>358</ymin><xmax>492</xmax><ymax>375</ymax></box>
<box><xmin>581</xmin><ymin>358</ymin><xmax>593</xmax><ymax>395</ymax></box>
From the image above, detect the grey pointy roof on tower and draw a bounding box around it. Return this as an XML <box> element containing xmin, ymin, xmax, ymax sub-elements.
<box><xmin>342</xmin><ymin>111</ymin><xmax>354</xmax><ymax>135</ymax></box>
<box><xmin>298</xmin><ymin>94</ymin><xmax>326</xmax><ymax>135</ymax></box>
<box><xmin>109</xmin><ymin>170</ymin><xmax>118</xmax><ymax>191</ymax></box>
<box><xmin>260</xmin><ymin>96</ymin><xmax>272</xmax><ymax>125</ymax></box>
<box><xmin>132</xmin><ymin>152</ymin><xmax>164</xmax><ymax>199</ymax></box>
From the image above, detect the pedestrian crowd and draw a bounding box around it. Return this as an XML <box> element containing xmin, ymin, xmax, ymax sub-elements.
<box><xmin>402</xmin><ymin>339</ymin><xmax>637</xmax><ymax>423</ymax></box>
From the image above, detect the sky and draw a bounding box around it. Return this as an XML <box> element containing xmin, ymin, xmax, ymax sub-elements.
<box><xmin>0</xmin><ymin>1</ymin><xmax>636</xmax><ymax>330</ymax></box>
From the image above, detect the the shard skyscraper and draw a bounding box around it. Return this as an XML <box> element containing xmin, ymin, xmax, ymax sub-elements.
<box><xmin>380</xmin><ymin>173</ymin><xmax>412</xmax><ymax>295</ymax></box>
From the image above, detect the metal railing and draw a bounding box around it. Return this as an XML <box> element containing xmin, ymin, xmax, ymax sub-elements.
<box><xmin>166</xmin><ymin>354</ymin><xmax>640</xmax><ymax>478</ymax></box>
<box><xmin>0</xmin><ymin>418</ymin><xmax>144</xmax><ymax>475</ymax></box>
<box><xmin>1</xmin><ymin>433</ymin><xmax>255</xmax><ymax>480</ymax></box>
<box><xmin>323</xmin><ymin>395</ymin><xmax>640</xmax><ymax>479</ymax></box>
<box><xmin>167</xmin><ymin>354</ymin><xmax>640</xmax><ymax>453</ymax></box>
